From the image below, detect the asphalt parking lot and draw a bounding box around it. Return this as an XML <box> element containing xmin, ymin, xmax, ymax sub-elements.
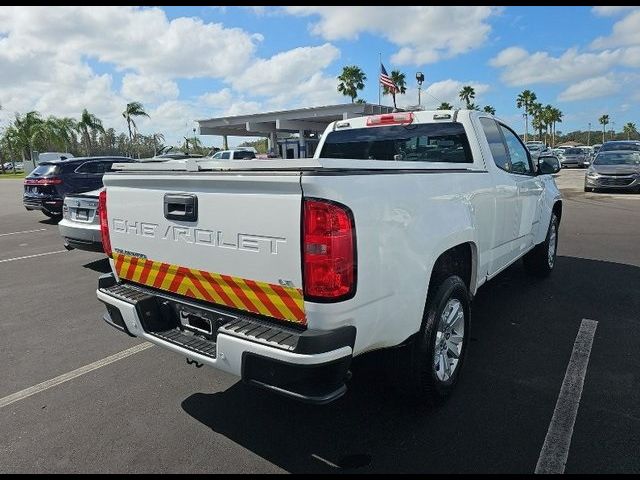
<box><xmin>1</xmin><ymin>169</ymin><xmax>639</xmax><ymax>473</ymax></box>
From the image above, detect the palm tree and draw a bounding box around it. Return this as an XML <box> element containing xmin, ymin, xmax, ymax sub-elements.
<box><xmin>11</xmin><ymin>111</ymin><xmax>43</xmax><ymax>161</ymax></box>
<box><xmin>152</xmin><ymin>133</ymin><xmax>166</xmax><ymax>156</ymax></box>
<box><xmin>76</xmin><ymin>109</ymin><xmax>105</xmax><ymax>155</ymax></box>
<box><xmin>467</xmin><ymin>103</ymin><xmax>481</xmax><ymax>111</ymax></box>
<box><xmin>516</xmin><ymin>90</ymin><xmax>537</xmax><ymax>142</ymax></box>
<box><xmin>599</xmin><ymin>115</ymin><xmax>610</xmax><ymax>144</ymax></box>
<box><xmin>382</xmin><ymin>70</ymin><xmax>407</xmax><ymax>109</ymax></box>
<box><xmin>549</xmin><ymin>107</ymin><xmax>563</xmax><ymax>147</ymax></box>
<box><xmin>183</xmin><ymin>136</ymin><xmax>202</xmax><ymax>154</ymax></box>
<box><xmin>55</xmin><ymin>117</ymin><xmax>78</xmax><ymax>152</ymax></box>
<box><xmin>437</xmin><ymin>102</ymin><xmax>453</xmax><ymax>110</ymax></box>
<box><xmin>541</xmin><ymin>104</ymin><xmax>555</xmax><ymax>146</ymax></box>
<box><xmin>122</xmin><ymin>102</ymin><xmax>150</xmax><ymax>142</ymax></box>
<box><xmin>529</xmin><ymin>102</ymin><xmax>544</xmax><ymax>141</ymax></box>
<box><xmin>623</xmin><ymin>122</ymin><xmax>637</xmax><ymax>140</ymax></box>
<box><xmin>483</xmin><ymin>105</ymin><xmax>496</xmax><ymax>115</ymax></box>
<box><xmin>34</xmin><ymin>116</ymin><xmax>76</xmax><ymax>152</ymax></box>
<box><xmin>337</xmin><ymin>66</ymin><xmax>367</xmax><ymax>103</ymax></box>
<box><xmin>458</xmin><ymin>85</ymin><xmax>475</xmax><ymax>109</ymax></box>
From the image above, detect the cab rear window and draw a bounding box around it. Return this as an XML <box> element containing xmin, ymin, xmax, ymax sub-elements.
<box><xmin>319</xmin><ymin>123</ymin><xmax>473</xmax><ymax>163</ymax></box>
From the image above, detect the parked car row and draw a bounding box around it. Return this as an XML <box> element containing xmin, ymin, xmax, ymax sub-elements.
<box><xmin>2</xmin><ymin>162</ymin><xmax>24</xmax><ymax>172</ymax></box>
<box><xmin>21</xmin><ymin>147</ymin><xmax>270</xmax><ymax>254</ymax></box>
<box><xmin>23</xmin><ymin>156</ymin><xmax>134</xmax><ymax>218</ymax></box>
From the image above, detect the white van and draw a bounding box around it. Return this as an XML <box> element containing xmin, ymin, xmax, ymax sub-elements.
<box><xmin>24</xmin><ymin>152</ymin><xmax>75</xmax><ymax>175</ymax></box>
<box><xmin>38</xmin><ymin>152</ymin><xmax>74</xmax><ymax>163</ymax></box>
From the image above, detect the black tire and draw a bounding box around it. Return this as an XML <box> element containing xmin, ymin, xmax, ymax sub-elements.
<box><xmin>523</xmin><ymin>213</ymin><xmax>559</xmax><ymax>277</ymax></box>
<box><xmin>401</xmin><ymin>275</ymin><xmax>470</xmax><ymax>403</ymax></box>
<box><xmin>584</xmin><ymin>186</ymin><xmax>592</xmax><ymax>192</ymax></box>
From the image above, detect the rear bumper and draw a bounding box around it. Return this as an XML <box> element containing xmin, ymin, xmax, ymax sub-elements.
<box><xmin>561</xmin><ymin>159</ymin><xmax>581</xmax><ymax>167</ymax></box>
<box><xmin>23</xmin><ymin>196</ymin><xmax>63</xmax><ymax>214</ymax></box>
<box><xmin>585</xmin><ymin>176</ymin><xmax>639</xmax><ymax>190</ymax></box>
<box><xmin>58</xmin><ymin>220</ymin><xmax>102</xmax><ymax>252</ymax></box>
<box><xmin>97</xmin><ymin>274</ymin><xmax>354</xmax><ymax>404</ymax></box>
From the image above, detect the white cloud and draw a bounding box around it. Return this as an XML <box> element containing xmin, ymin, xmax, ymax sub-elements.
<box><xmin>0</xmin><ymin>6</ymin><xmax>345</xmax><ymax>145</ymax></box>
<box><xmin>223</xmin><ymin>100</ymin><xmax>264</xmax><ymax>117</ymax></box>
<box><xmin>592</xmin><ymin>9</ymin><xmax>640</xmax><ymax>49</ymax></box>
<box><xmin>489</xmin><ymin>46</ymin><xmax>529</xmax><ymax>68</ymax></box>
<box><xmin>265</xmin><ymin>73</ymin><xmax>344</xmax><ymax>110</ymax></box>
<box><xmin>490</xmin><ymin>47</ymin><xmax>624</xmax><ymax>86</ymax></box>
<box><xmin>231</xmin><ymin>43</ymin><xmax>340</xmax><ymax>97</ymax></box>
<box><xmin>121</xmin><ymin>74</ymin><xmax>178</xmax><ymax>103</ymax></box>
<box><xmin>141</xmin><ymin>100</ymin><xmax>200</xmax><ymax>140</ymax></box>
<box><xmin>0</xmin><ymin>58</ymin><xmax>124</xmax><ymax>131</ymax></box>
<box><xmin>284</xmin><ymin>6</ymin><xmax>498</xmax><ymax>65</ymax></box>
<box><xmin>0</xmin><ymin>6</ymin><xmax>261</xmax><ymax>80</ymax></box>
<box><xmin>558</xmin><ymin>76</ymin><xmax>619</xmax><ymax>102</ymax></box>
<box><xmin>592</xmin><ymin>6</ymin><xmax>639</xmax><ymax>17</ymax></box>
<box><xmin>199</xmin><ymin>89</ymin><xmax>234</xmax><ymax>108</ymax></box>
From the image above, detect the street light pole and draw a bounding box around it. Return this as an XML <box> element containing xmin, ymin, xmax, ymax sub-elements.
<box><xmin>587</xmin><ymin>122</ymin><xmax>591</xmax><ymax>146</ymax></box>
<box><xmin>416</xmin><ymin>72</ymin><xmax>424</xmax><ymax>108</ymax></box>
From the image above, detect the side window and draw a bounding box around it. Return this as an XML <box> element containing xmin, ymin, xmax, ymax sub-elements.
<box><xmin>499</xmin><ymin>125</ymin><xmax>532</xmax><ymax>175</ymax></box>
<box><xmin>479</xmin><ymin>117</ymin><xmax>510</xmax><ymax>172</ymax></box>
<box><xmin>220</xmin><ymin>152</ymin><xmax>230</xmax><ymax>159</ymax></box>
<box><xmin>101</xmin><ymin>162</ymin><xmax>115</xmax><ymax>173</ymax></box>
<box><xmin>212</xmin><ymin>152</ymin><xmax>222</xmax><ymax>159</ymax></box>
<box><xmin>75</xmin><ymin>162</ymin><xmax>101</xmax><ymax>174</ymax></box>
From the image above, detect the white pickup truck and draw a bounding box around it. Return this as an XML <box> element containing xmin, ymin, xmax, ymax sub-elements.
<box><xmin>96</xmin><ymin>110</ymin><xmax>562</xmax><ymax>404</ymax></box>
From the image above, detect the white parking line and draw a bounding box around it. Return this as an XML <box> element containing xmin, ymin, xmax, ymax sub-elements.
<box><xmin>0</xmin><ymin>342</ymin><xmax>153</xmax><ymax>409</ymax></box>
<box><xmin>0</xmin><ymin>228</ymin><xmax>47</xmax><ymax>237</ymax></box>
<box><xmin>311</xmin><ymin>454</ymin><xmax>340</xmax><ymax>469</ymax></box>
<box><xmin>535</xmin><ymin>319</ymin><xmax>598</xmax><ymax>474</ymax></box>
<box><xmin>0</xmin><ymin>250</ymin><xmax>67</xmax><ymax>263</ymax></box>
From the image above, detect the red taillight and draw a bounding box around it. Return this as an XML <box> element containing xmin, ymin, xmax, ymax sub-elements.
<box><xmin>303</xmin><ymin>198</ymin><xmax>356</xmax><ymax>301</ymax></box>
<box><xmin>24</xmin><ymin>177</ymin><xmax>63</xmax><ymax>186</ymax></box>
<box><xmin>98</xmin><ymin>190</ymin><xmax>112</xmax><ymax>257</ymax></box>
<box><xmin>366</xmin><ymin>112</ymin><xmax>414</xmax><ymax>126</ymax></box>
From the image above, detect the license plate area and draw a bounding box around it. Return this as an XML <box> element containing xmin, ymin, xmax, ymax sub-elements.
<box><xmin>179</xmin><ymin>307</ymin><xmax>213</xmax><ymax>335</ymax></box>
<box><xmin>160</xmin><ymin>299</ymin><xmax>236</xmax><ymax>341</ymax></box>
<box><xmin>75</xmin><ymin>208</ymin><xmax>89</xmax><ymax>221</ymax></box>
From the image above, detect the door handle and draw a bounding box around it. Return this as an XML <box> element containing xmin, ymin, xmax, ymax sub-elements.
<box><xmin>164</xmin><ymin>194</ymin><xmax>198</xmax><ymax>222</ymax></box>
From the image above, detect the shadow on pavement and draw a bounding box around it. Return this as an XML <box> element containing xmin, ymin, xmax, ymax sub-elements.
<box><xmin>38</xmin><ymin>216</ymin><xmax>61</xmax><ymax>225</ymax></box>
<box><xmin>82</xmin><ymin>257</ymin><xmax>111</xmax><ymax>274</ymax></box>
<box><xmin>181</xmin><ymin>256</ymin><xmax>640</xmax><ymax>473</ymax></box>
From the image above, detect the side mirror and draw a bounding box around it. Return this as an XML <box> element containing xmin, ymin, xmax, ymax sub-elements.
<box><xmin>538</xmin><ymin>155</ymin><xmax>561</xmax><ymax>174</ymax></box>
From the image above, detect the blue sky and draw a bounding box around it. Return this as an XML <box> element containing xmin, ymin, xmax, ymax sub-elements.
<box><xmin>1</xmin><ymin>6</ymin><xmax>640</xmax><ymax>146</ymax></box>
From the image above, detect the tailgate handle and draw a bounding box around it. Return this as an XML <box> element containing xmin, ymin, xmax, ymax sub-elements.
<box><xmin>164</xmin><ymin>194</ymin><xmax>198</xmax><ymax>222</ymax></box>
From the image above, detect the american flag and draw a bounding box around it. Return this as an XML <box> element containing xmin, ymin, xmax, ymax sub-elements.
<box><xmin>379</xmin><ymin>63</ymin><xmax>397</xmax><ymax>92</ymax></box>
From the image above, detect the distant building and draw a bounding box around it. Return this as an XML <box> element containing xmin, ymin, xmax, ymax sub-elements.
<box><xmin>197</xmin><ymin>103</ymin><xmax>394</xmax><ymax>159</ymax></box>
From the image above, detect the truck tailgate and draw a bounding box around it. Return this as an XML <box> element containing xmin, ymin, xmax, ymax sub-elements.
<box><xmin>104</xmin><ymin>172</ymin><xmax>306</xmax><ymax>324</ymax></box>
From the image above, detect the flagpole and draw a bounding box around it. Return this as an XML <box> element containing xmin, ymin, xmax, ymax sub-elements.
<box><xmin>378</xmin><ymin>52</ymin><xmax>381</xmax><ymax>106</ymax></box>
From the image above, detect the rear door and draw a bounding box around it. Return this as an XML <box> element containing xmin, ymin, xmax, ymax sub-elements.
<box><xmin>105</xmin><ymin>172</ymin><xmax>306</xmax><ymax>324</ymax></box>
<box><xmin>74</xmin><ymin>161</ymin><xmax>104</xmax><ymax>192</ymax></box>
<box><xmin>478</xmin><ymin>117</ymin><xmax>520</xmax><ymax>275</ymax></box>
<box><xmin>498</xmin><ymin>123</ymin><xmax>544</xmax><ymax>252</ymax></box>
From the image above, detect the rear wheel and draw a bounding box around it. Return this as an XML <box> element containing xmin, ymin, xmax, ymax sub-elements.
<box><xmin>584</xmin><ymin>186</ymin><xmax>593</xmax><ymax>192</ymax></box>
<box><xmin>401</xmin><ymin>275</ymin><xmax>470</xmax><ymax>403</ymax></box>
<box><xmin>523</xmin><ymin>213</ymin><xmax>559</xmax><ymax>277</ymax></box>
